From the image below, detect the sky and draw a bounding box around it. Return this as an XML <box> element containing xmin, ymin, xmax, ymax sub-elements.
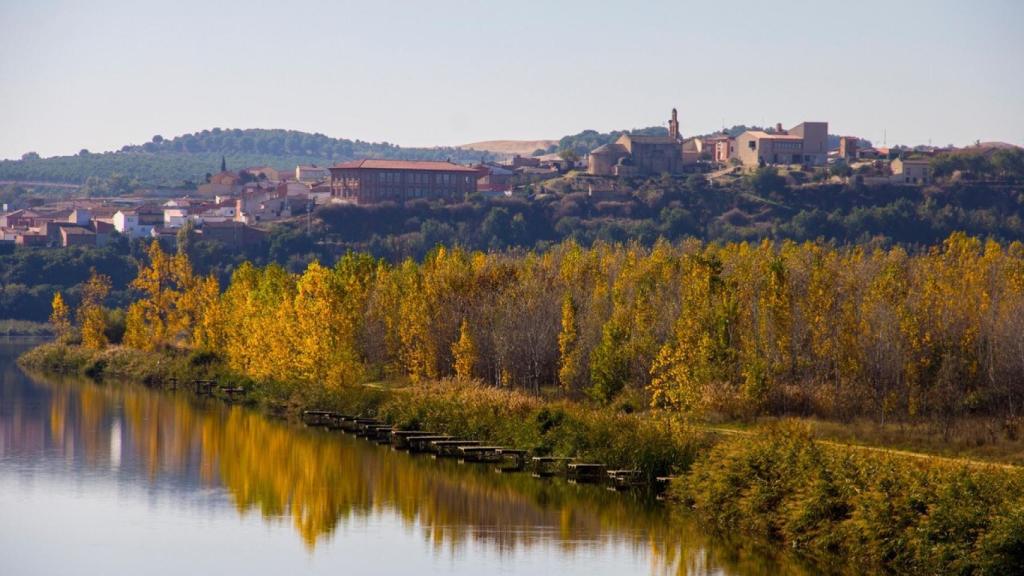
<box><xmin>0</xmin><ymin>0</ymin><xmax>1022</xmax><ymax>160</ymax></box>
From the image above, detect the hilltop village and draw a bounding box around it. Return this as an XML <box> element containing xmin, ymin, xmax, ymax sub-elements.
<box><xmin>1</xmin><ymin>108</ymin><xmax>1021</xmax><ymax>249</ymax></box>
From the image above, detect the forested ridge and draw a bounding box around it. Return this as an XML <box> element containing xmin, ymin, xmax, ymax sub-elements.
<box><xmin>0</xmin><ymin>128</ymin><xmax>492</xmax><ymax>188</ymax></box>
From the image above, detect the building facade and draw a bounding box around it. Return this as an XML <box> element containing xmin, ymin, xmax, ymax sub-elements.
<box><xmin>328</xmin><ymin>160</ymin><xmax>480</xmax><ymax>204</ymax></box>
<box><xmin>891</xmin><ymin>158</ymin><xmax>933</xmax><ymax>184</ymax></box>
<box><xmin>587</xmin><ymin>109</ymin><xmax>688</xmax><ymax>176</ymax></box>
<box><xmin>838</xmin><ymin>136</ymin><xmax>859</xmax><ymax>160</ymax></box>
<box><xmin>734</xmin><ymin>121</ymin><xmax>829</xmax><ymax>167</ymax></box>
<box><xmin>296</xmin><ymin>165</ymin><xmax>329</xmax><ymax>183</ymax></box>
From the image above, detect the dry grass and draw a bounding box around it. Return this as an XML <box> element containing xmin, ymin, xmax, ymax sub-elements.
<box><xmin>708</xmin><ymin>416</ymin><xmax>1024</xmax><ymax>467</ymax></box>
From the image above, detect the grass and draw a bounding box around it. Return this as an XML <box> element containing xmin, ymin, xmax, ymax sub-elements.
<box><xmin>675</xmin><ymin>422</ymin><xmax>1024</xmax><ymax>575</ymax></box>
<box><xmin>707</xmin><ymin>416</ymin><xmax>1024</xmax><ymax>467</ymax></box>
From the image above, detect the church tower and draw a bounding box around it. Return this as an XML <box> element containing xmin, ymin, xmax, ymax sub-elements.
<box><xmin>669</xmin><ymin>108</ymin><xmax>680</xmax><ymax>141</ymax></box>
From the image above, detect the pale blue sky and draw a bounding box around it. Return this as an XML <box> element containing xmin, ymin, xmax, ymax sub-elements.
<box><xmin>0</xmin><ymin>0</ymin><xmax>1021</xmax><ymax>159</ymax></box>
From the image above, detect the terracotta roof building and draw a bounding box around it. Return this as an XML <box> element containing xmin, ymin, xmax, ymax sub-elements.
<box><xmin>328</xmin><ymin>160</ymin><xmax>481</xmax><ymax>204</ymax></box>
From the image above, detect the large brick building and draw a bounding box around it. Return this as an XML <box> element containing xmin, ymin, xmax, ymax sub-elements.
<box><xmin>328</xmin><ymin>160</ymin><xmax>480</xmax><ymax>204</ymax></box>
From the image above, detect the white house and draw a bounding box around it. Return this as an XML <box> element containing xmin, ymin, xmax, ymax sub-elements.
<box><xmin>113</xmin><ymin>210</ymin><xmax>154</xmax><ymax>238</ymax></box>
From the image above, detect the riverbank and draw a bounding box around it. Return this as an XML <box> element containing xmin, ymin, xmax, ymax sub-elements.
<box><xmin>17</xmin><ymin>343</ymin><xmax>703</xmax><ymax>480</ymax></box>
<box><xmin>19</xmin><ymin>342</ymin><xmax>1024</xmax><ymax>574</ymax></box>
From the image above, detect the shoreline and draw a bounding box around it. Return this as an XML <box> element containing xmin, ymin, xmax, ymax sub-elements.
<box><xmin>16</xmin><ymin>343</ymin><xmax>704</xmax><ymax>481</ymax></box>
<box><xmin>19</xmin><ymin>342</ymin><xmax>1024</xmax><ymax>575</ymax></box>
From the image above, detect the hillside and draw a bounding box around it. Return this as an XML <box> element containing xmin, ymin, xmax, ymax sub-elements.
<box><xmin>0</xmin><ymin>128</ymin><xmax>490</xmax><ymax>189</ymax></box>
<box><xmin>459</xmin><ymin>139</ymin><xmax>558</xmax><ymax>156</ymax></box>
<box><xmin>0</xmin><ymin>126</ymin><xmax>676</xmax><ymax>192</ymax></box>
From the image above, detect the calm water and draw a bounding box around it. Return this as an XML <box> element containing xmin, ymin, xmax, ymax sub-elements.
<box><xmin>0</xmin><ymin>338</ymin><xmax>805</xmax><ymax>576</ymax></box>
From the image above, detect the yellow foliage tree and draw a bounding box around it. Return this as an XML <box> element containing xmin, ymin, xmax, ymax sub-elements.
<box><xmin>78</xmin><ymin>269</ymin><xmax>111</xmax><ymax>350</ymax></box>
<box><xmin>49</xmin><ymin>291</ymin><xmax>71</xmax><ymax>345</ymax></box>
<box><xmin>452</xmin><ymin>319</ymin><xmax>477</xmax><ymax>381</ymax></box>
<box><xmin>557</xmin><ymin>292</ymin><xmax>580</xmax><ymax>394</ymax></box>
<box><xmin>152</xmin><ymin>233</ymin><xmax>1024</xmax><ymax>426</ymax></box>
<box><xmin>125</xmin><ymin>240</ymin><xmax>212</xmax><ymax>351</ymax></box>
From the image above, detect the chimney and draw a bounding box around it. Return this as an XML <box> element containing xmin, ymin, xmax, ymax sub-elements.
<box><xmin>775</xmin><ymin>122</ymin><xmax>784</xmax><ymax>134</ymax></box>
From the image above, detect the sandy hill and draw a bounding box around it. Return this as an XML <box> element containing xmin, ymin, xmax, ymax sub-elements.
<box><xmin>459</xmin><ymin>139</ymin><xmax>557</xmax><ymax>156</ymax></box>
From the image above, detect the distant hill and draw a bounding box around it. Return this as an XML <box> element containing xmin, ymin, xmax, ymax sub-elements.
<box><xmin>0</xmin><ymin>124</ymin><xmax>886</xmax><ymax>193</ymax></box>
<box><xmin>0</xmin><ymin>126</ymin><xmax>669</xmax><ymax>191</ymax></box>
<box><xmin>0</xmin><ymin>128</ymin><xmax>491</xmax><ymax>189</ymax></box>
<box><xmin>459</xmin><ymin>139</ymin><xmax>558</xmax><ymax>156</ymax></box>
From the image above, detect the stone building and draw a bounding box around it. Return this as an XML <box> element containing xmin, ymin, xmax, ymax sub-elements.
<box><xmin>587</xmin><ymin>109</ymin><xmax>688</xmax><ymax>177</ymax></box>
<box><xmin>734</xmin><ymin>122</ymin><xmax>829</xmax><ymax>167</ymax></box>
<box><xmin>890</xmin><ymin>158</ymin><xmax>933</xmax><ymax>184</ymax></box>
<box><xmin>295</xmin><ymin>164</ymin><xmax>329</xmax><ymax>183</ymax></box>
<box><xmin>60</xmin><ymin>226</ymin><xmax>96</xmax><ymax>247</ymax></box>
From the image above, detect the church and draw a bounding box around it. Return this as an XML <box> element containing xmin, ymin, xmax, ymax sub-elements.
<box><xmin>587</xmin><ymin>109</ymin><xmax>689</xmax><ymax>177</ymax></box>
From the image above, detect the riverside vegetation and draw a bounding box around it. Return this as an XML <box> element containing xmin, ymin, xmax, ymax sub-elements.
<box><xmin>19</xmin><ymin>234</ymin><xmax>1024</xmax><ymax>575</ymax></box>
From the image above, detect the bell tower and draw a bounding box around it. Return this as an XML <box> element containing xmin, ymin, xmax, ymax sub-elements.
<box><xmin>669</xmin><ymin>108</ymin><xmax>680</xmax><ymax>141</ymax></box>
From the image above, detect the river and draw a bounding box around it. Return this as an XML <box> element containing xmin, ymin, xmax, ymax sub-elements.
<box><xmin>0</xmin><ymin>338</ymin><xmax>808</xmax><ymax>575</ymax></box>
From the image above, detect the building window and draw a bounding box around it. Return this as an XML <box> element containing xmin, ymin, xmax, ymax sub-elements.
<box><xmin>748</xmin><ymin>141</ymin><xmax>756</xmax><ymax>150</ymax></box>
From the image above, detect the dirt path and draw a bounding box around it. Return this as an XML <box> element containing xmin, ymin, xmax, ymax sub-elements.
<box><xmin>703</xmin><ymin>426</ymin><xmax>1023</xmax><ymax>471</ymax></box>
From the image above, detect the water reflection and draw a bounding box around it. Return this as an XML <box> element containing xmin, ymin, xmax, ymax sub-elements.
<box><xmin>0</xmin><ymin>340</ymin><xmax>808</xmax><ymax>576</ymax></box>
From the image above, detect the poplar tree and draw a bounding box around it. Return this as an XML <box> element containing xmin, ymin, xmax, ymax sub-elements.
<box><xmin>78</xmin><ymin>269</ymin><xmax>111</xmax><ymax>350</ymax></box>
<box><xmin>49</xmin><ymin>291</ymin><xmax>70</xmax><ymax>345</ymax></box>
<box><xmin>452</xmin><ymin>319</ymin><xmax>477</xmax><ymax>381</ymax></box>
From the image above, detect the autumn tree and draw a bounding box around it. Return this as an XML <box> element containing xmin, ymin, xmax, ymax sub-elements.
<box><xmin>169</xmin><ymin>233</ymin><xmax>1024</xmax><ymax>428</ymax></box>
<box><xmin>49</xmin><ymin>291</ymin><xmax>71</xmax><ymax>345</ymax></box>
<box><xmin>557</xmin><ymin>293</ymin><xmax>581</xmax><ymax>394</ymax></box>
<box><xmin>78</xmin><ymin>269</ymin><xmax>111</xmax><ymax>350</ymax></box>
<box><xmin>451</xmin><ymin>319</ymin><xmax>477</xmax><ymax>381</ymax></box>
<box><xmin>125</xmin><ymin>240</ymin><xmax>213</xmax><ymax>350</ymax></box>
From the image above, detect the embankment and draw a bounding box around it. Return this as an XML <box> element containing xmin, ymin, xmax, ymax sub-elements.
<box><xmin>19</xmin><ymin>342</ymin><xmax>1024</xmax><ymax>575</ymax></box>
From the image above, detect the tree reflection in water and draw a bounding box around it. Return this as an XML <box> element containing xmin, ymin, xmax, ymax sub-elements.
<box><xmin>6</xmin><ymin>371</ymin><xmax>808</xmax><ymax>576</ymax></box>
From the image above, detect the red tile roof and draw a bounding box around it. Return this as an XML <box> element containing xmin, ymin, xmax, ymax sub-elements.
<box><xmin>331</xmin><ymin>159</ymin><xmax>479</xmax><ymax>173</ymax></box>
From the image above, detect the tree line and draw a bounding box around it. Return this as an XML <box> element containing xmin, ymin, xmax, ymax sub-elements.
<box><xmin>314</xmin><ymin>175</ymin><xmax>1024</xmax><ymax>261</ymax></box>
<box><xmin>71</xmin><ymin>235</ymin><xmax>1024</xmax><ymax>431</ymax></box>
